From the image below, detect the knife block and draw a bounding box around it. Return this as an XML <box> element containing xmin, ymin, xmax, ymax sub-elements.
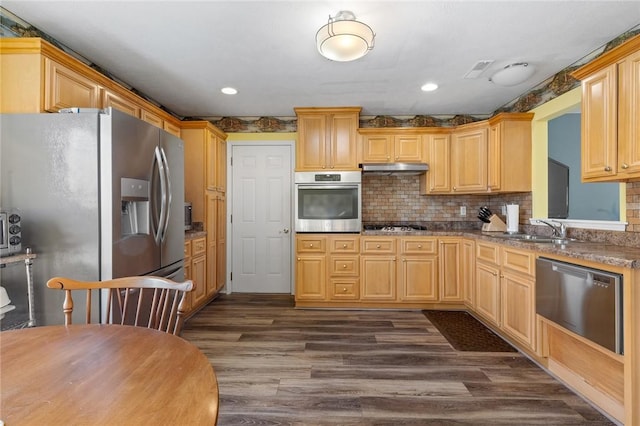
<box><xmin>482</xmin><ymin>214</ymin><xmax>507</xmax><ymax>232</ymax></box>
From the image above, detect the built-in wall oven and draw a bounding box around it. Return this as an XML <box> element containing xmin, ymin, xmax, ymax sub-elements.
<box><xmin>294</xmin><ymin>171</ymin><xmax>361</xmax><ymax>233</ymax></box>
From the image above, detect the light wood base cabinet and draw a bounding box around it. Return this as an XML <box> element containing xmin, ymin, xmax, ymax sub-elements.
<box><xmin>184</xmin><ymin>237</ymin><xmax>207</xmax><ymax>314</ymax></box>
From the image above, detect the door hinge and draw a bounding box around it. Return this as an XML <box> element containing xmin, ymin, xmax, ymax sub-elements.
<box><xmin>230</xmin><ymin>156</ymin><xmax>233</xmax><ymax>166</ymax></box>
<box><xmin>230</xmin><ymin>272</ymin><xmax>232</xmax><ymax>281</ymax></box>
<box><xmin>230</xmin><ymin>214</ymin><xmax>232</xmax><ymax>224</ymax></box>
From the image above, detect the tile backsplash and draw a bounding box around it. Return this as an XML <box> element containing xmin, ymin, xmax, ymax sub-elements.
<box><xmin>362</xmin><ymin>175</ymin><xmax>640</xmax><ymax>247</ymax></box>
<box><xmin>362</xmin><ymin>175</ymin><xmax>531</xmax><ymax>226</ymax></box>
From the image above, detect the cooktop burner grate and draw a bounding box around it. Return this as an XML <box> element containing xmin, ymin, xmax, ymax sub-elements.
<box><xmin>363</xmin><ymin>224</ymin><xmax>428</xmax><ymax>232</ymax></box>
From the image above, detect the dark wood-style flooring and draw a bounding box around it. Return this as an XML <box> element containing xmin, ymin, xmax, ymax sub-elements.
<box><xmin>182</xmin><ymin>294</ymin><xmax>615</xmax><ymax>425</ymax></box>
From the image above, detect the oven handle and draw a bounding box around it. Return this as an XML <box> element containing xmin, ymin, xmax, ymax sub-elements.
<box><xmin>296</xmin><ymin>184</ymin><xmax>360</xmax><ymax>190</ymax></box>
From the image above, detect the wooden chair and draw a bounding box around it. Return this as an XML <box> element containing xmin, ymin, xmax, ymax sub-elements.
<box><xmin>46</xmin><ymin>276</ymin><xmax>194</xmax><ymax>335</ymax></box>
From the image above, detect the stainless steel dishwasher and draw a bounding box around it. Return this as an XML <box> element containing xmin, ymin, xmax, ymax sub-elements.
<box><xmin>536</xmin><ymin>257</ymin><xmax>623</xmax><ymax>354</ymax></box>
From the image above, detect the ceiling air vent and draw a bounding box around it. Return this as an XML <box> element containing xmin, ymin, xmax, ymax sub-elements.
<box><xmin>464</xmin><ymin>60</ymin><xmax>494</xmax><ymax>79</ymax></box>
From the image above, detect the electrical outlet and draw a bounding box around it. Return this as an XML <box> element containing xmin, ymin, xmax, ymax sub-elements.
<box><xmin>460</xmin><ymin>206</ymin><xmax>467</xmax><ymax>216</ymax></box>
<box><xmin>501</xmin><ymin>205</ymin><xmax>507</xmax><ymax>215</ymax></box>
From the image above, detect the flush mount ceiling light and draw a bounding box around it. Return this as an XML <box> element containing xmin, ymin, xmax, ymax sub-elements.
<box><xmin>316</xmin><ymin>10</ymin><xmax>375</xmax><ymax>62</ymax></box>
<box><xmin>490</xmin><ymin>63</ymin><xmax>536</xmax><ymax>86</ymax></box>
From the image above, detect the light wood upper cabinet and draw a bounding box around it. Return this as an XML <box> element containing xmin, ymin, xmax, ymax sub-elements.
<box><xmin>451</xmin><ymin>123</ymin><xmax>488</xmax><ymax>193</ymax></box>
<box><xmin>1</xmin><ymin>38</ymin><xmax>182</xmax><ymax>133</ymax></box>
<box><xmin>572</xmin><ymin>34</ymin><xmax>640</xmax><ymax>182</ymax></box>
<box><xmin>44</xmin><ymin>57</ymin><xmax>101</xmax><ymax>111</ymax></box>
<box><xmin>359</xmin><ymin>129</ymin><xmax>425</xmax><ymax>163</ymax></box>
<box><xmin>487</xmin><ymin>113</ymin><xmax>533</xmax><ymax>192</ymax></box>
<box><xmin>102</xmin><ymin>89</ymin><xmax>141</xmax><ymax>118</ymax></box>
<box><xmin>295</xmin><ymin>107</ymin><xmax>360</xmax><ymax>171</ymax></box>
<box><xmin>421</xmin><ymin>132</ymin><xmax>451</xmax><ymax>194</ymax></box>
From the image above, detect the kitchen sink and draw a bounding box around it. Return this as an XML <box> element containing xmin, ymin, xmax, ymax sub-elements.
<box><xmin>490</xmin><ymin>233</ymin><xmax>579</xmax><ymax>245</ymax></box>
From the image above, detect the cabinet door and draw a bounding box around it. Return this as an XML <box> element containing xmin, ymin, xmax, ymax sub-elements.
<box><xmin>329</xmin><ymin>278</ymin><xmax>360</xmax><ymax>300</ymax></box>
<box><xmin>581</xmin><ymin>64</ymin><xmax>618</xmax><ymax>180</ymax></box>
<box><xmin>206</xmin><ymin>131</ymin><xmax>218</xmax><ymax>191</ymax></box>
<box><xmin>618</xmin><ymin>49</ymin><xmax>640</xmax><ymax>178</ymax></box>
<box><xmin>361</xmin><ymin>135</ymin><xmax>393</xmax><ymax>162</ymax></box>
<box><xmin>140</xmin><ymin>109</ymin><xmax>164</xmax><ymax>129</ymax></box>
<box><xmin>206</xmin><ymin>193</ymin><xmax>218</xmax><ymax>295</ymax></box>
<box><xmin>488</xmin><ymin>123</ymin><xmax>501</xmax><ymax>191</ymax></box>
<box><xmin>422</xmin><ymin>133</ymin><xmax>451</xmax><ymax>194</ymax></box>
<box><xmin>296</xmin><ymin>114</ymin><xmax>328</xmax><ymax>170</ymax></box>
<box><xmin>216</xmin><ymin>194</ymin><xmax>226</xmax><ymax>290</ymax></box>
<box><xmin>399</xmin><ymin>256</ymin><xmax>438</xmax><ymax>301</ymax></box>
<box><xmin>330</xmin><ymin>113</ymin><xmax>359</xmax><ymax>169</ymax></box>
<box><xmin>451</xmin><ymin>127</ymin><xmax>488</xmax><ymax>193</ymax></box>
<box><xmin>295</xmin><ymin>256</ymin><xmax>327</xmax><ymax>300</ymax></box>
<box><xmin>216</xmin><ymin>138</ymin><xmax>227</xmax><ymax>192</ymax></box>
<box><xmin>102</xmin><ymin>89</ymin><xmax>140</xmax><ymax>118</ymax></box>
<box><xmin>394</xmin><ymin>135</ymin><xmax>424</xmax><ymax>162</ymax></box>
<box><xmin>163</xmin><ymin>121</ymin><xmax>181</xmax><ymax>138</ymax></box>
<box><xmin>462</xmin><ymin>240</ymin><xmax>475</xmax><ymax>308</ymax></box>
<box><xmin>44</xmin><ymin>58</ymin><xmax>100</xmax><ymax>112</ymax></box>
<box><xmin>475</xmin><ymin>261</ymin><xmax>500</xmax><ymax>326</ymax></box>
<box><xmin>439</xmin><ymin>239</ymin><xmax>462</xmax><ymax>302</ymax></box>
<box><xmin>191</xmin><ymin>254</ymin><xmax>207</xmax><ymax>307</ymax></box>
<box><xmin>501</xmin><ymin>272</ymin><xmax>534</xmax><ymax>349</ymax></box>
<box><xmin>361</xmin><ymin>256</ymin><xmax>396</xmax><ymax>301</ymax></box>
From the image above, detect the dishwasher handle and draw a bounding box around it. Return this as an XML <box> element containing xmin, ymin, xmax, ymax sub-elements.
<box><xmin>551</xmin><ymin>262</ymin><xmax>591</xmax><ymax>280</ymax></box>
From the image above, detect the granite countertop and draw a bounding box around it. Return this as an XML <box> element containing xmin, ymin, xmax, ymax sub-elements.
<box><xmin>361</xmin><ymin>229</ymin><xmax>640</xmax><ymax>269</ymax></box>
<box><xmin>185</xmin><ymin>230</ymin><xmax>207</xmax><ymax>240</ymax></box>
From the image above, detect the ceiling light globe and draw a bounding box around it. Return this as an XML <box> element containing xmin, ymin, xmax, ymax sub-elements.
<box><xmin>490</xmin><ymin>63</ymin><xmax>535</xmax><ymax>86</ymax></box>
<box><xmin>316</xmin><ymin>14</ymin><xmax>375</xmax><ymax>62</ymax></box>
<box><xmin>221</xmin><ymin>87</ymin><xmax>238</xmax><ymax>95</ymax></box>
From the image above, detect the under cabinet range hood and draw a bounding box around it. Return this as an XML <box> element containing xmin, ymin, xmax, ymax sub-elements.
<box><xmin>360</xmin><ymin>163</ymin><xmax>429</xmax><ymax>176</ymax></box>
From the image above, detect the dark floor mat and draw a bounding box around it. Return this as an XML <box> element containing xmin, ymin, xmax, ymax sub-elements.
<box><xmin>423</xmin><ymin>310</ymin><xmax>517</xmax><ymax>352</ymax></box>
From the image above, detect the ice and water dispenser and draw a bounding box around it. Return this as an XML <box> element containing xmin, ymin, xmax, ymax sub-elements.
<box><xmin>121</xmin><ymin>178</ymin><xmax>150</xmax><ymax>236</ymax></box>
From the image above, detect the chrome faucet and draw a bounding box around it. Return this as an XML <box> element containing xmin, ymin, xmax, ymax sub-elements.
<box><xmin>538</xmin><ymin>220</ymin><xmax>567</xmax><ymax>238</ymax></box>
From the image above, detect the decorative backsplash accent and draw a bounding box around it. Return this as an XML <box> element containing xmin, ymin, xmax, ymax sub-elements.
<box><xmin>628</xmin><ymin>181</ymin><xmax>640</xmax><ymax>233</ymax></box>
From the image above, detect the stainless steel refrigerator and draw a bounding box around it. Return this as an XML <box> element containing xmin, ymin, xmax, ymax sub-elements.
<box><xmin>0</xmin><ymin>108</ymin><xmax>184</xmax><ymax>326</ymax></box>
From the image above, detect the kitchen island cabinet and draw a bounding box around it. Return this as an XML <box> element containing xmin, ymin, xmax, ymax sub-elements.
<box><xmin>294</xmin><ymin>107</ymin><xmax>360</xmax><ymax>171</ymax></box>
<box><xmin>571</xmin><ymin>34</ymin><xmax>640</xmax><ymax>182</ymax></box>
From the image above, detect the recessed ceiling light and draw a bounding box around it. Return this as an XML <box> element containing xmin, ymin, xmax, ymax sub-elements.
<box><xmin>421</xmin><ymin>82</ymin><xmax>438</xmax><ymax>92</ymax></box>
<box><xmin>221</xmin><ymin>87</ymin><xmax>238</xmax><ymax>95</ymax></box>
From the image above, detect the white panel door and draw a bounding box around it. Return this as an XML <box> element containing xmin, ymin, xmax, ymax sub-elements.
<box><xmin>231</xmin><ymin>144</ymin><xmax>292</xmax><ymax>293</ymax></box>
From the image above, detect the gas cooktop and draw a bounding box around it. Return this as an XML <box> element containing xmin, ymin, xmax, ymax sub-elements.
<box><xmin>363</xmin><ymin>224</ymin><xmax>428</xmax><ymax>232</ymax></box>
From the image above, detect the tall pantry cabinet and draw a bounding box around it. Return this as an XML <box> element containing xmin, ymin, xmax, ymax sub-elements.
<box><xmin>182</xmin><ymin>121</ymin><xmax>228</xmax><ymax>311</ymax></box>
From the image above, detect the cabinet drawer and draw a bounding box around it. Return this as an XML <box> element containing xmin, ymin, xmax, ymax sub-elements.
<box><xmin>400</xmin><ymin>238</ymin><xmax>437</xmax><ymax>254</ymax></box>
<box><xmin>184</xmin><ymin>240</ymin><xmax>192</xmax><ymax>257</ymax></box>
<box><xmin>502</xmin><ymin>247</ymin><xmax>535</xmax><ymax>277</ymax></box>
<box><xmin>477</xmin><ymin>242</ymin><xmax>500</xmax><ymax>264</ymax></box>
<box><xmin>297</xmin><ymin>236</ymin><xmax>326</xmax><ymax>253</ymax></box>
<box><xmin>362</xmin><ymin>238</ymin><xmax>396</xmax><ymax>254</ymax></box>
<box><xmin>329</xmin><ymin>279</ymin><xmax>360</xmax><ymax>300</ymax></box>
<box><xmin>192</xmin><ymin>237</ymin><xmax>207</xmax><ymax>256</ymax></box>
<box><xmin>329</xmin><ymin>236</ymin><xmax>360</xmax><ymax>253</ymax></box>
<box><xmin>329</xmin><ymin>256</ymin><xmax>359</xmax><ymax>276</ymax></box>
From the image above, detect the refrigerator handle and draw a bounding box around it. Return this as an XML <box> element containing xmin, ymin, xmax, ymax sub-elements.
<box><xmin>159</xmin><ymin>146</ymin><xmax>172</xmax><ymax>243</ymax></box>
<box><xmin>152</xmin><ymin>146</ymin><xmax>166</xmax><ymax>245</ymax></box>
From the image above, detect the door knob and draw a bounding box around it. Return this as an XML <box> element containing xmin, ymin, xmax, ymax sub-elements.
<box><xmin>282</xmin><ymin>228</ymin><xmax>290</xmax><ymax>234</ymax></box>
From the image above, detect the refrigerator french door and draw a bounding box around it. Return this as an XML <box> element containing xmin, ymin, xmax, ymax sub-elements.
<box><xmin>0</xmin><ymin>108</ymin><xmax>184</xmax><ymax>326</ymax></box>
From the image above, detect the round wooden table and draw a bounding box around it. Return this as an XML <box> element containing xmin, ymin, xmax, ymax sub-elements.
<box><xmin>0</xmin><ymin>324</ymin><xmax>218</xmax><ymax>425</ymax></box>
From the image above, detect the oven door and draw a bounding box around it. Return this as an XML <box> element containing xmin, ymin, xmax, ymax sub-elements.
<box><xmin>295</xmin><ymin>184</ymin><xmax>361</xmax><ymax>233</ymax></box>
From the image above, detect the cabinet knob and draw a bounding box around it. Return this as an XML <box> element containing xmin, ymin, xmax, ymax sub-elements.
<box><xmin>402</xmin><ymin>258</ymin><xmax>406</xmax><ymax>262</ymax></box>
<box><xmin>418</xmin><ymin>244</ymin><xmax>422</xmax><ymax>248</ymax></box>
<box><xmin>622</xmin><ymin>163</ymin><xmax>630</xmax><ymax>169</ymax></box>
<box><xmin>342</xmin><ymin>264</ymin><xmax>347</xmax><ymax>268</ymax></box>
<box><xmin>309</xmin><ymin>244</ymin><xmax>314</xmax><ymax>247</ymax></box>
<box><xmin>343</xmin><ymin>244</ymin><xmax>347</xmax><ymax>248</ymax></box>
<box><xmin>342</xmin><ymin>287</ymin><xmax>348</xmax><ymax>292</ymax></box>
<box><xmin>297</xmin><ymin>257</ymin><xmax>301</xmax><ymax>261</ymax></box>
<box><xmin>453</xmin><ymin>186</ymin><xmax>457</xmax><ymax>191</ymax></box>
<box><xmin>387</xmin><ymin>156</ymin><xmax>391</xmax><ymax>160</ymax></box>
<box><xmin>376</xmin><ymin>244</ymin><xmax>381</xmax><ymax>248</ymax></box>
<box><xmin>604</xmin><ymin>166</ymin><xmax>612</xmax><ymax>172</ymax></box>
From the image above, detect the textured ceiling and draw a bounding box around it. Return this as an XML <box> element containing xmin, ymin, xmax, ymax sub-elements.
<box><xmin>3</xmin><ymin>1</ymin><xmax>640</xmax><ymax>118</ymax></box>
